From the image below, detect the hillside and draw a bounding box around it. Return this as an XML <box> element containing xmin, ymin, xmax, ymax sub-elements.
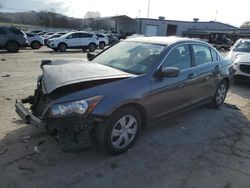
<box><xmin>0</xmin><ymin>11</ymin><xmax>86</xmax><ymax>29</ymax></box>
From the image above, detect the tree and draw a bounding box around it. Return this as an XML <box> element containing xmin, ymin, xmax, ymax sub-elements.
<box><xmin>240</xmin><ymin>21</ymin><xmax>250</xmax><ymax>29</ymax></box>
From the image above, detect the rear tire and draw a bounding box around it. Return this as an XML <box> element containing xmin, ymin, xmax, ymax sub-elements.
<box><xmin>58</xmin><ymin>43</ymin><xmax>67</xmax><ymax>52</ymax></box>
<box><xmin>94</xmin><ymin>106</ymin><xmax>142</xmax><ymax>155</ymax></box>
<box><xmin>88</xmin><ymin>43</ymin><xmax>96</xmax><ymax>52</ymax></box>
<box><xmin>99</xmin><ymin>42</ymin><xmax>105</xmax><ymax>49</ymax></box>
<box><xmin>210</xmin><ymin>80</ymin><xmax>228</xmax><ymax>108</ymax></box>
<box><xmin>6</xmin><ymin>42</ymin><xmax>19</xmax><ymax>53</ymax></box>
<box><xmin>31</xmin><ymin>41</ymin><xmax>41</xmax><ymax>49</ymax></box>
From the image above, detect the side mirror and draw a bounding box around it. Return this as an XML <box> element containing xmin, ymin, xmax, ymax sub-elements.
<box><xmin>160</xmin><ymin>67</ymin><xmax>180</xmax><ymax>77</ymax></box>
<box><xmin>87</xmin><ymin>53</ymin><xmax>96</xmax><ymax>61</ymax></box>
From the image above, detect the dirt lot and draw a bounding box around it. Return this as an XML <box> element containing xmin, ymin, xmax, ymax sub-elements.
<box><xmin>0</xmin><ymin>47</ymin><xmax>250</xmax><ymax>188</ymax></box>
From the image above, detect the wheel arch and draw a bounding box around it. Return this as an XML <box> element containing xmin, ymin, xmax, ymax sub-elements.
<box><xmin>5</xmin><ymin>40</ymin><xmax>20</xmax><ymax>47</ymax></box>
<box><xmin>108</xmin><ymin>102</ymin><xmax>148</xmax><ymax>128</ymax></box>
<box><xmin>31</xmin><ymin>40</ymin><xmax>41</xmax><ymax>45</ymax></box>
<box><xmin>57</xmin><ymin>42</ymin><xmax>68</xmax><ymax>48</ymax></box>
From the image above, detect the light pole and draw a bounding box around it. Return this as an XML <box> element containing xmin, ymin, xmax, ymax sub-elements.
<box><xmin>147</xmin><ymin>0</ymin><xmax>150</xmax><ymax>18</ymax></box>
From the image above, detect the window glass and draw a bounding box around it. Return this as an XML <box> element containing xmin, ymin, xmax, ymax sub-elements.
<box><xmin>210</xmin><ymin>48</ymin><xmax>218</xmax><ymax>61</ymax></box>
<box><xmin>67</xmin><ymin>33</ymin><xmax>79</xmax><ymax>39</ymax></box>
<box><xmin>162</xmin><ymin>45</ymin><xmax>191</xmax><ymax>70</ymax></box>
<box><xmin>233</xmin><ymin>41</ymin><xmax>250</xmax><ymax>53</ymax></box>
<box><xmin>26</xmin><ymin>33</ymin><xmax>34</xmax><ymax>37</ymax></box>
<box><xmin>9</xmin><ymin>28</ymin><xmax>23</xmax><ymax>35</ymax></box>
<box><xmin>97</xmin><ymin>34</ymin><xmax>104</xmax><ymax>38</ymax></box>
<box><xmin>192</xmin><ymin>45</ymin><xmax>212</xmax><ymax>65</ymax></box>
<box><xmin>0</xmin><ymin>28</ymin><xmax>6</xmax><ymax>34</ymax></box>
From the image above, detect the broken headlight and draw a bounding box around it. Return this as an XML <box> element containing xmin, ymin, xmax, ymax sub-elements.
<box><xmin>50</xmin><ymin>95</ymin><xmax>103</xmax><ymax>117</ymax></box>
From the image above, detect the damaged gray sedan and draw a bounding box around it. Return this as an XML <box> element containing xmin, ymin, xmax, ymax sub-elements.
<box><xmin>15</xmin><ymin>37</ymin><xmax>233</xmax><ymax>154</ymax></box>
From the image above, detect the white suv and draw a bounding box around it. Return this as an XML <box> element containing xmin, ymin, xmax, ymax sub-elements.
<box><xmin>96</xmin><ymin>33</ymin><xmax>109</xmax><ymax>49</ymax></box>
<box><xmin>227</xmin><ymin>38</ymin><xmax>250</xmax><ymax>81</ymax></box>
<box><xmin>47</xmin><ymin>31</ymin><xmax>98</xmax><ymax>52</ymax></box>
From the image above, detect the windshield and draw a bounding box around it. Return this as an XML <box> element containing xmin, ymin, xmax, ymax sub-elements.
<box><xmin>234</xmin><ymin>41</ymin><xmax>250</xmax><ymax>53</ymax></box>
<box><xmin>93</xmin><ymin>41</ymin><xmax>166</xmax><ymax>75</ymax></box>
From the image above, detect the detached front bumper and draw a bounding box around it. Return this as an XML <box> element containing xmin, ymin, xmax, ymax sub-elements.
<box><xmin>15</xmin><ymin>99</ymin><xmax>46</xmax><ymax>129</ymax></box>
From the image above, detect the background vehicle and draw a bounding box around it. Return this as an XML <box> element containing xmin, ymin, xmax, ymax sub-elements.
<box><xmin>44</xmin><ymin>33</ymin><xmax>66</xmax><ymax>46</ymax></box>
<box><xmin>106</xmin><ymin>34</ymin><xmax>119</xmax><ymax>45</ymax></box>
<box><xmin>15</xmin><ymin>37</ymin><xmax>233</xmax><ymax>154</ymax></box>
<box><xmin>96</xmin><ymin>33</ymin><xmax>109</xmax><ymax>49</ymax></box>
<box><xmin>47</xmin><ymin>31</ymin><xmax>98</xmax><ymax>52</ymax></box>
<box><xmin>0</xmin><ymin>26</ymin><xmax>28</xmax><ymax>52</ymax></box>
<box><xmin>29</xmin><ymin>30</ymin><xmax>43</xmax><ymax>34</ymax></box>
<box><xmin>227</xmin><ymin>38</ymin><xmax>250</xmax><ymax>81</ymax></box>
<box><xmin>26</xmin><ymin>32</ymin><xmax>44</xmax><ymax>49</ymax></box>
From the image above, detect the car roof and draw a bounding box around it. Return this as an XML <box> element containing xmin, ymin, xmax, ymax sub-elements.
<box><xmin>125</xmin><ymin>36</ymin><xmax>206</xmax><ymax>46</ymax></box>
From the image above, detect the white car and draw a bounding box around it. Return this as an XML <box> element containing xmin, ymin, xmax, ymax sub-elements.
<box><xmin>96</xmin><ymin>33</ymin><xmax>109</xmax><ymax>49</ymax></box>
<box><xmin>26</xmin><ymin>33</ymin><xmax>44</xmax><ymax>49</ymax></box>
<box><xmin>47</xmin><ymin>31</ymin><xmax>98</xmax><ymax>52</ymax></box>
<box><xmin>227</xmin><ymin>39</ymin><xmax>250</xmax><ymax>81</ymax></box>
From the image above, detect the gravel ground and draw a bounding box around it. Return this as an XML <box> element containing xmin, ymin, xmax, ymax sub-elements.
<box><xmin>0</xmin><ymin>47</ymin><xmax>250</xmax><ymax>188</ymax></box>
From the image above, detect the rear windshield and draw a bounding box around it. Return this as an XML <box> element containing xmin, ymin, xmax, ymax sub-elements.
<box><xmin>234</xmin><ymin>41</ymin><xmax>250</xmax><ymax>53</ymax></box>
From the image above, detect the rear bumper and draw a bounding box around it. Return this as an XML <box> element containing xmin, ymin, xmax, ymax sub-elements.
<box><xmin>15</xmin><ymin>99</ymin><xmax>46</xmax><ymax>129</ymax></box>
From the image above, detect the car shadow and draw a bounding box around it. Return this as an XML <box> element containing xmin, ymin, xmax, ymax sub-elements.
<box><xmin>1</xmin><ymin>104</ymin><xmax>249</xmax><ymax>187</ymax></box>
<box><xmin>229</xmin><ymin>81</ymin><xmax>250</xmax><ymax>99</ymax></box>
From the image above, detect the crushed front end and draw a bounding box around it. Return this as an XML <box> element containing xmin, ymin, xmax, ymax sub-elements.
<box><xmin>15</xmin><ymin>74</ymin><xmax>99</xmax><ymax>152</ymax></box>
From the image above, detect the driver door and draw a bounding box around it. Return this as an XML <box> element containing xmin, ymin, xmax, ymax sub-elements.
<box><xmin>150</xmin><ymin>44</ymin><xmax>200</xmax><ymax>120</ymax></box>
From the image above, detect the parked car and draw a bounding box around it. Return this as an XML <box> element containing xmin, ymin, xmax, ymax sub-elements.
<box><xmin>26</xmin><ymin>33</ymin><xmax>44</xmax><ymax>49</ymax></box>
<box><xmin>0</xmin><ymin>26</ymin><xmax>28</xmax><ymax>52</ymax></box>
<box><xmin>46</xmin><ymin>31</ymin><xmax>98</xmax><ymax>52</ymax></box>
<box><xmin>15</xmin><ymin>37</ymin><xmax>233</xmax><ymax>154</ymax></box>
<box><xmin>227</xmin><ymin>38</ymin><xmax>250</xmax><ymax>81</ymax></box>
<box><xmin>42</xmin><ymin>32</ymin><xmax>55</xmax><ymax>38</ymax></box>
<box><xmin>44</xmin><ymin>33</ymin><xmax>65</xmax><ymax>46</ymax></box>
<box><xmin>29</xmin><ymin>30</ymin><xmax>43</xmax><ymax>34</ymax></box>
<box><xmin>106</xmin><ymin>34</ymin><xmax>119</xmax><ymax>45</ymax></box>
<box><xmin>96</xmin><ymin>33</ymin><xmax>109</xmax><ymax>49</ymax></box>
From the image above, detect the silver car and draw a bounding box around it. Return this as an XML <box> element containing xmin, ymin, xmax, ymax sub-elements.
<box><xmin>16</xmin><ymin>37</ymin><xmax>233</xmax><ymax>154</ymax></box>
<box><xmin>227</xmin><ymin>38</ymin><xmax>250</xmax><ymax>81</ymax></box>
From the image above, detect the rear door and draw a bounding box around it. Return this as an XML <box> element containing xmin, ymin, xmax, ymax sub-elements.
<box><xmin>189</xmin><ymin>44</ymin><xmax>220</xmax><ymax>99</ymax></box>
<box><xmin>0</xmin><ymin>28</ymin><xmax>8</xmax><ymax>46</ymax></box>
<box><xmin>80</xmin><ymin>33</ymin><xmax>94</xmax><ymax>47</ymax></box>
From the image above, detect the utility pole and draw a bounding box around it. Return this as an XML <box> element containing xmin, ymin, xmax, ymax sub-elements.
<box><xmin>215</xmin><ymin>10</ymin><xmax>218</xmax><ymax>21</ymax></box>
<box><xmin>147</xmin><ymin>0</ymin><xmax>150</xmax><ymax>18</ymax></box>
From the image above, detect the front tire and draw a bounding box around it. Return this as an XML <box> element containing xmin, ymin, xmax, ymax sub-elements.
<box><xmin>210</xmin><ymin>80</ymin><xmax>228</xmax><ymax>108</ymax></box>
<box><xmin>88</xmin><ymin>43</ymin><xmax>96</xmax><ymax>52</ymax></box>
<box><xmin>31</xmin><ymin>41</ymin><xmax>41</xmax><ymax>49</ymax></box>
<box><xmin>99</xmin><ymin>42</ymin><xmax>105</xmax><ymax>49</ymax></box>
<box><xmin>58</xmin><ymin>43</ymin><xmax>67</xmax><ymax>52</ymax></box>
<box><xmin>95</xmin><ymin>106</ymin><xmax>142</xmax><ymax>155</ymax></box>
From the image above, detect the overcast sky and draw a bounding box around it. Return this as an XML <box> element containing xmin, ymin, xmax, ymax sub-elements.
<box><xmin>1</xmin><ymin>0</ymin><xmax>249</xmax><ymax>26</ymax></box>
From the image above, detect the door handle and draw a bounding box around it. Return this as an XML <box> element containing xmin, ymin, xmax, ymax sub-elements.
<box><xmin>206</xmin><ymin>75</ymin><xmax>211</xmax><ymax>80</ymax></box>
<box><xmin>214</xmin><ymin>65</ymin><xmax>219</xmax><ymax>70</ymax></box>
<box><xmin>187</xmin><ymin>73</ymin><xmax>197</xmax><ymax>79</ymax></box>
<box><xmin>178</xmin><ymin>83</ymin><xmax>186</xmax><ymax>88</ymax></box>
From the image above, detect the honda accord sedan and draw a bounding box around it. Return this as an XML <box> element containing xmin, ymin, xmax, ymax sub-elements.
<box><xmin>15</xmin><ymin>37</ymin><xmax>233</xmax><ymax>154</ymax></box>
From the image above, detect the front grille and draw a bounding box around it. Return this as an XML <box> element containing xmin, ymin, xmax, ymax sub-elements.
<box><xmin>240</xmin><ymin>64</ymin><xmax>250</xmax><ymax>74</ymax></box>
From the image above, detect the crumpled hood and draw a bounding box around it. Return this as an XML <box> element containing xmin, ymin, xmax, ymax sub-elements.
<box><xmin>228</xmin><ymin>51</ymin><xmax>250</xmax><ymax>62</ymax></box>
<box><xmin>42</xmin><ymin>59</ymin><xmax>133</xmax><ymax>94</ymax></box>
<box><xmin>233</xmin><ymin>53</ymin><xmax>250</xmax><ymax>63</ymax></box>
